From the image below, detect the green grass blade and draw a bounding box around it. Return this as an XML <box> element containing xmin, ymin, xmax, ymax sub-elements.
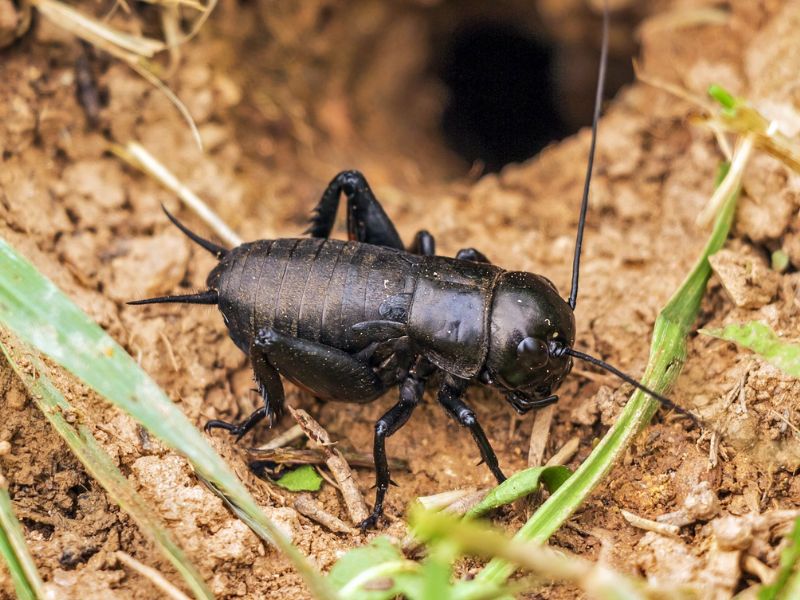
<box><xmin>477</xmin><ymin>171</ymin><xmax>740</xmax><ymax>585</ymax></box>
<box><xmin>0</xmin><ymin>237</ymin><xmax>335</xmax><ymax>600</ymax></box>
<box><xmin>700</xmin><ymin>321</ymin><xmax>800</xmax><ymax>378</ymax></box>
<box><xmin>465</xmin><ymin>466</ymin><xmax>571</xmax><ymax>519</ymax></box>
<box><xmin>758</xmin><ymin>516</ymin><xmax>800</xmax><ymax>600</ymax></box>
<box><xmin>0</xmin><ymin>334</ymin><xmax>213</xmax><ymax>600</ymax></box>
<box><xmin>0</xmin><ymin>485</ymin><xmax>45</xmax><ymax>600</ymax></box>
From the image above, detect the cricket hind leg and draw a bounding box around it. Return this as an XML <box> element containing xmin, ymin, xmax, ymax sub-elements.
<box><xmin>307</xmin><ymin>170</ymin><xmax>405</xmax><ymax>250</ymax></box>
<box><xmin>254</xmin><ymin>327</ymin><xmax>386</xmax><ymax>402</ymax></box>
<box><xmin>204</xmin><ymin>350</ymin><xmax>285</xmax><ymax>441</ymax></box>
<box><xmin>307</xmin><ymin>170</ymin><xmax>438</xmax><ymax>257</ymax></box>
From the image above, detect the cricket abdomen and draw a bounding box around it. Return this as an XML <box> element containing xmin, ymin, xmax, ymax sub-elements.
<box><xmin>212</xmin><ymin>238</ymin><xmax>420</xmax><ymax>353</ymax></box>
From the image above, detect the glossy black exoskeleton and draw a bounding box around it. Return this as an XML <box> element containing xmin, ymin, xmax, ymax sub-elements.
<box><xmin>130</xmin><ymin>10</ymin><xmax>688</xmax><ymax>530</ymax></box>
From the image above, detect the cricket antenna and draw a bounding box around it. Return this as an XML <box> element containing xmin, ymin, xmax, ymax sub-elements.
<box><xmin>127</xmin><ymin>290</ymin><xmax>219</xmax><ymax>306</ymax></box>
<box><xmin>550</xmin><ymin>342</ymin><xmax>700</xmax><ymax>425</ymax></box>
<box><xmin>568</xmin><ymin>4</ymin><xmax>609</xmax><ymax>310</ymax></box>
<box><xmin>162</xmin><ymin>205</ymin><xmax>229</xmax><ymax>259</ymax></box>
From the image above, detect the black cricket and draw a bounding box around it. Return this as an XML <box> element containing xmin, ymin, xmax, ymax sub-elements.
<box><xmin>130</xmin><ymin>11</ymin><xmax>691</xmax><ymax>530</ymax></box>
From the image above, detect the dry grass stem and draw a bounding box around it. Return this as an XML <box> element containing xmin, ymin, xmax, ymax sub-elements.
<box><xmin>29</xmin><ymin>0</ymin><xmax>202</xmax><ymax>148</ymax></box>
<box><xmin>30</xmin><ymin>0</ymin><xmax>165</xmax><ymax>56</ymax></box>
<box><xmin>115</xmin><ymin>551</ymin><xmax>192</xmax><ymax>600</ymax></box>
<box><xmin>696</xmin><ymin>131</ymin><xmax>760</xmax><ymax>226</ymax></box>
<box><xmin>117</xmin><ymin>142</ymin><xmax>242</xmax><ymax>246</ymax></box>
<box><xmin>445</xmin><ymin>489</ymin><xmax>491</xmax><ymax>516</ymax></box>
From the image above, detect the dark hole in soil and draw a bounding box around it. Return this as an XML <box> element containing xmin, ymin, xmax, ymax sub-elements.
<box><xmin>439</xmin><ymin>22</ymin><xmax>569</xmax><ymax>172</ymax></box>
<box><xmin>438</xmin><ymin>21</ymin><xmax>631</xmax><ymax>172</ymax></box>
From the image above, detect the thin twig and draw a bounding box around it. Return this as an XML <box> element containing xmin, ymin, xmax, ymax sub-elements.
<box><xmin>287</xmin><ymin>407</ymin><xmax>369</xmax><ymax>525</ymax></box>
<box><xmin>413</xmin><ymin>508</ymin><xmax>690</xmax><ymax>599</ymax></box>
<box><xmin>115</xmin><ymin>551</ymin><xmax>191</xmax><ymax>600</ymax></box>
<box><xmin>294</xmin><ymin>494</ymin><xmax>356</xmax><ymax>534</ymax></box>
<box><xmin>620</xmin><ymin>510</ymin><xmax>680</xmax><ymax>537</ymax></box>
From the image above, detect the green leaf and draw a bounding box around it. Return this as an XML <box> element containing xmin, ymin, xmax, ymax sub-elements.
<box><xmin>465</xmin><ymin>466</ymin><xmax>571</xmax><ymax>519</ymax></box>
<box><xmin>700</xmin><ymin>321</ymin><xmax>800</xmax><ymax>378</ymax></box>
<box><xmin>477</xmin><ymin>163</ymin><xmax>741</xmax><ymax>586</ymax></box>
<box><xmin>758</xmin><ymin>517</ymin><xmax>800</xmax><ymax>599</ymax></box>
<box><xmin>328</xmin><ymin>537</ymin><xmax>423</xmax><ymax>600</ymax></box>
<box><xmin>708</xmin><ymin>84</ymin><xmax>737</xmax><ymax>110</ymax></box>
<box><xmin>0</xmin><ymin>237</ymin><xmax>335</xmax><ymax>600</ymax></box>
<box><xmin>275</xmin><ymin>465</ymin><xmax>323</xmax><ymax>492</ymax></box>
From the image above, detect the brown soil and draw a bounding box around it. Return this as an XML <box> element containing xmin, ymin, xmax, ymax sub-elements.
<box><xmin>1</xmin><ymin>1</ymin><xmax>799</xmax><ymax>599</ymax></box>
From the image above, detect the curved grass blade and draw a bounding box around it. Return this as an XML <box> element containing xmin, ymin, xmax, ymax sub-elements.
<box><xmin>0</xmin><ymin>334</ymin><xmax>213</xmax><ymax>600</ymax></box>
<box><xmin>465</xmin><ymin>466</ymin><xmax>571</xmax><ymax>519</ymax></box>
<box><xmin>477</xmin><ymin>165</ymin><xmax>740</xmax><ymax>585</ymax></box>
<box><xmin>0</xmin><ymin>486</ymin><xmax>45</xmax><ymax>600</ymax></box>
<box><xmin>758</xmin><ymin>516</ymin><xmax>800</xmax><ymax>600</ymax></box>
<box><xmin>700</xmin><ymin>321</ymin><xmax>800</xmax><ymax>378</ymax></box>
<box><xmin>0</xmin><ymin>237</ymin><xmax>335</xmax><ymax>600</ymax></box>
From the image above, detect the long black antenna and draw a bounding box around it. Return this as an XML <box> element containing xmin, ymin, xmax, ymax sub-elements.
<box><xmin>562</xmin><ymin>347</ymin><xmax>699</xmax><ymax>425</ymax></box>
<box><xmin>568</xmin><ymin>5</ymin><xmax>609</xmax><ymax>310</ymax></box>
<box><xmin>162</xmin><ymin>205</ymin><xmax>229</xmax><ymax>259</ymax></box>
<box><xmin>127</xmin><ymin>290</ymin><xmax>219</xmax><ymax>306</ymax></box>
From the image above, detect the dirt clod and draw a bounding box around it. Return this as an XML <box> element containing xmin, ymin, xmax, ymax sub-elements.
<box><xmin>709</xmin><ymin>246</ymin><xmax>780</xmax><ymax>308</ymax></box>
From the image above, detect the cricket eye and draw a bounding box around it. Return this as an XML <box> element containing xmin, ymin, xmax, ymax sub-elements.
<box><xmin>516</xmin><ymin>337</ymin><xmax>548</xmax><ymax>369</ymax></box>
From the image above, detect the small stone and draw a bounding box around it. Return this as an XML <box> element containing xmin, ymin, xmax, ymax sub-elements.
<box><xmin>709</xmin><ymin>247</ymin><xmax>779</xmax><ymax>308</ymax></box>
<box><xmin>736</xmin><ymin>154</ymin><xmax>799</xmax><ymax>242</ymax></box>
<box><xmin>712</xmin><ymin>515</ymin><xmax>754</xmax><ymax>551</ymax></box>
<box><xmin>636</xmin><ymin>532</ymin><xmax>700</xmax><ymax>587</ymax></box>
<box><xmin>6</xmin><ymin>386</ymin><xmax>26</xmax><ymax>410</ymax></box>
<box><xmin>683</xmin><ymin>481</ymin><xmax>720</xmax><ymax>522</ymax></box>
<box><xmin>0</xmin><ymin>440</ymin><xmax>10</xmax><ymax>456</ymax></box>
